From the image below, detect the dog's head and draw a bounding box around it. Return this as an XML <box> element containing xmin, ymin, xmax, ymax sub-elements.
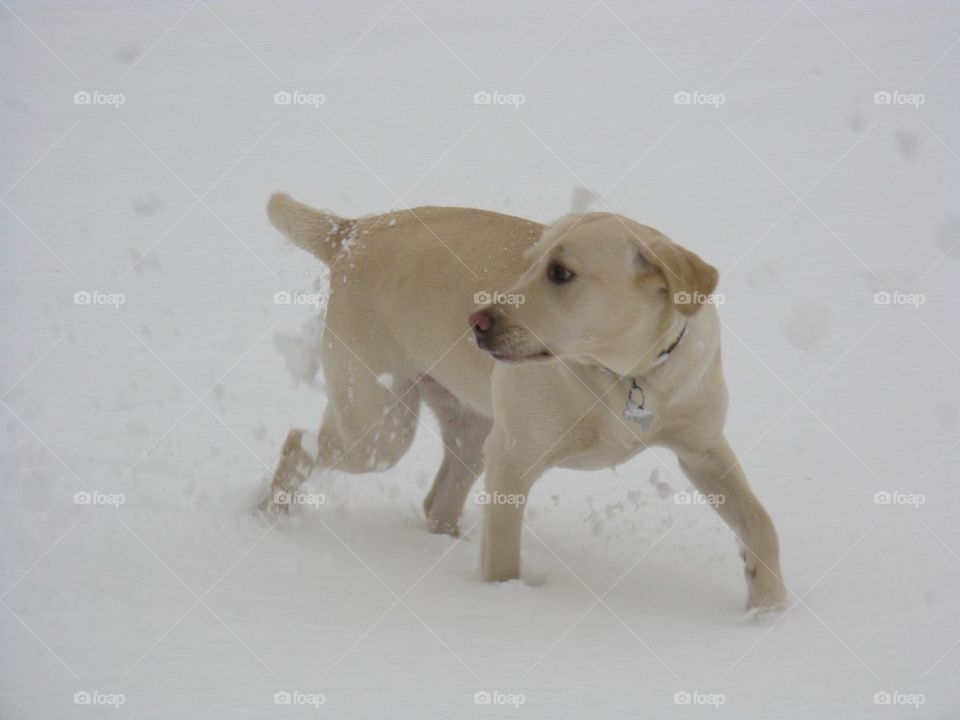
<box><xmin>469</xmin><ymin>213</ymin><xmax>718</xmax><ymax>374</ymax></box>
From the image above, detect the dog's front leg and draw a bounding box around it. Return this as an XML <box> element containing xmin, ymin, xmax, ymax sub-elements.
<box><xmin>675</xmin><ymin>440</ymin><xmax>786</xmax><ymax>610</ymax></box>
<box><xmin>481</xmin><ymin>431</ymin><xmax>542</xmax><ymax>582</ymax></box>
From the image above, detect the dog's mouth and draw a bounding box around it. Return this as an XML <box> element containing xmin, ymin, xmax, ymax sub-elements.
<box><xmin>474</xmin><ymin>324</ymin><xmax>553</xmax><ymax>364</ymax></box>
<box><xmin>488</xmin><ymin>349</ymin><xmax>553</xmax><ymax>364</ymax></box>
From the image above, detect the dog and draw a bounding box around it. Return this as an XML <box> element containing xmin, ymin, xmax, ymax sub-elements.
<box><xmin>260</xmin><ymin>193</ymin><xmax>786</xmax><ymax>610</ymax></box>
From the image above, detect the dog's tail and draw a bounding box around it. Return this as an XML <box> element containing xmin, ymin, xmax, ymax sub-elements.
<box><xmin>267</xmin><ymin>192</ymin><xmax>353</xmax><ymax>264</ymax></box>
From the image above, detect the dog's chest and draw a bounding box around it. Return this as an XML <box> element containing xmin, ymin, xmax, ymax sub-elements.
<box><xmin>561</xmin><ymin>376</ymin><xmax>661</xmax><ymax>470</ymax></box>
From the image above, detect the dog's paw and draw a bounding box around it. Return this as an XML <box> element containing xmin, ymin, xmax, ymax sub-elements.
<box><xmin>748</xmin><ymin>576</ymin><xmax>787</xmax><ymax>609</ymax></box>
<box><xmin>744</xmin><ymin>556</ymin><xmax>787</xmax><ymax>614</ymax></box>
<box><xmin>254</xmin><ymin>489</ymin><xmax>296</xmax><ymax>518</ymax></box>
<box><xmin>426</xmin><ymin>515</ymin><xmax>460</xmax><ymax>537</ymax></box>
<box><xmin>744</xmin><ymin>579</ymin><xmax>788</xmax><ymax>621</ymax></box>
<box><xmin>738</xmin><ymin>604</ymin><xmax>784</xmax><ymax>625</ymax></box>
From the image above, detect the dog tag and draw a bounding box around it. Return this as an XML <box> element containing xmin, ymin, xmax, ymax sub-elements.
<box><xmin>624</xmin><ymin>381</ymin><xmax>654</xmax><ymax>431</ymax></box>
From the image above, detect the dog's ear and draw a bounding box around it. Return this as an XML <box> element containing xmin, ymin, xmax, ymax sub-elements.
<box><xmin>641</xmin><ymin>240</ymin><xmax>719</xmax><ymax>315</ymax></box>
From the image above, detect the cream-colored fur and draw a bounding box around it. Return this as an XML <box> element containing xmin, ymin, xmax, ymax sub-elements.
<box><xmin>260</xmin><ymin>193</ymin><xmax>786</xmax><ymax>610</ymax></box>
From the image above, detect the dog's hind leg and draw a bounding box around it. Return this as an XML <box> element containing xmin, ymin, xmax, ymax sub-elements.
<box><xmin>421</xmin><ymin>378</ymin><xmax>491</xmax><ymax>536</ymax></box>
<box><xmin>259</xmin><ymin>353</ymin><xmax>421</xmax><ymax>514</ymax></box>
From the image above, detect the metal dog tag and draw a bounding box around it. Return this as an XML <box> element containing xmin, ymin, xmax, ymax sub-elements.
<box><xmin>624</xmin><ymin>380</ymin><xmax>654</xmax><ymax>431</ymax></box>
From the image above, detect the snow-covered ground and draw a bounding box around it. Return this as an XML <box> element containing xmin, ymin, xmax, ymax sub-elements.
<box><xmin>2</xmin><ymin>1</ymin><xmax>959</xmax><ymax>717</ymax></box>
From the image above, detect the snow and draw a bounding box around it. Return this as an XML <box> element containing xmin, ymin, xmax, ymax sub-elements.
<box><xmin>273</xmin><ymin>315</ymin><xmax>325</xmax><ymax>386</ymax></box>
<box><xmin>2</xmin><ymin>1</ymin><xmax>960</xmax><ymax>718</ymax></box>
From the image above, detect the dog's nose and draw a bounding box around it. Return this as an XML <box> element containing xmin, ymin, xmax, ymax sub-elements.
<box><xmin>468</xmin><ymin>309</ymin><xmax>494</xmax><ymax>334</ymax></box>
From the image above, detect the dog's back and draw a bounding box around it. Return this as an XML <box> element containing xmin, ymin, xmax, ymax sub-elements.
<box><xmin>268</xmin><ymin>194</ymin><xmax>543</xmax><ymax>415</ymax></box>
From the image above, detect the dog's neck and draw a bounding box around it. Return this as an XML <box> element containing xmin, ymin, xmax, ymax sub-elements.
<box><xmin>590</xmin><ymin>317</ymin><xmax>691</xmax><ymax>431</ymax></box>
<box><xmin>650</xmin><ymin>321</ymin><xmax>687</xmax><ymax>370</ymax></box>
<box><xmin>596</xmin><ymin>317</ymin><xmax>689</xmax><ymax>383</ymax></box>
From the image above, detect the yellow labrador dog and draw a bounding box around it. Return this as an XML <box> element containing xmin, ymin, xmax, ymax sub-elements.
<box><xmin>260</xmin><ymin>193</ymin><xmax>786</xmax><ymax>610</ymax></box>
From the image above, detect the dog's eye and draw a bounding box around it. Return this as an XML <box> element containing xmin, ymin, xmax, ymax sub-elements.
<box><xmin>547</xmin><ymin>262</ymin><xmax>575</xmax><ymax>284</ymax></box>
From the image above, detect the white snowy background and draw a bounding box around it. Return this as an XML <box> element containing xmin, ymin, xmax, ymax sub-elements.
<box><xmin>2</xmin><ymin>1</ymin><xmax>959</xmax><ymax>718</ymax></box>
